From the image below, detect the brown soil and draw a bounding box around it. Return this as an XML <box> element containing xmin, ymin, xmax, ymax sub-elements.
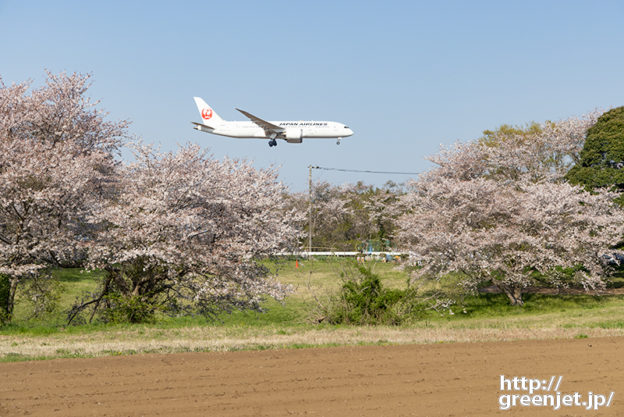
<box><xmin>1</xmin><ymin>337</ymin><xmax>622</xmax><ymax>416</ymax></box>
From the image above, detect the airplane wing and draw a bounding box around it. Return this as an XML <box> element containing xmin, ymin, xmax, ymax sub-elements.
<box><xmin>236</xmin><ymin>108</ymin><xmax>285</xmax><ymax>135</ymax></box>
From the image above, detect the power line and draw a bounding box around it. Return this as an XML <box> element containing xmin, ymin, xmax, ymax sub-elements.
<box><xmin>309</xmin><ymin>165</ymin><xmax>420</xmax><ymax>175</ymax></box>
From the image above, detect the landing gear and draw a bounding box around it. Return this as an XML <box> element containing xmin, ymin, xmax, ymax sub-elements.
<box><xmin>268</xmin><ymin>138</ymin><xmax>278</xmax><ymax>147</ymax></box>
<box><xmin>336</xmin><ymin>137</ymin><xmax>342</xmax><ymax>145</ymax></box>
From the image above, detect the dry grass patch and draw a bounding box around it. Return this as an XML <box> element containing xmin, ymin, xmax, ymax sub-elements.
<box><xmin>2</xmin><ymin>325</ymin><xmax>623</xmax><ymax>361</ymax></box>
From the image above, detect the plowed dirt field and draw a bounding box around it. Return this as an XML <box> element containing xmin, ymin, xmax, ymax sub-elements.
<box><xmin>1</xmin><ymin>337</ymin><xmax>622</xmax><ymax>416</ymax></box>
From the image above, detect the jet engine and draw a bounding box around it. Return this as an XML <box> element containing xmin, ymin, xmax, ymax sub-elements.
<box><xmin>285</xmin><ymin>128</ymin><xmax>303</xmax><ymax>143</ymax></box>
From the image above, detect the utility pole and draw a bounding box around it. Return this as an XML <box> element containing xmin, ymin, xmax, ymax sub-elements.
<box><xmin>308</xmin><ymin>165</ymin><xmax>313</xmax><ymax>255</ymax></box>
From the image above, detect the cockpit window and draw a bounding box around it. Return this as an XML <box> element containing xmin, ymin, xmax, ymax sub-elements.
<box><xmin>344</xmin><ymin>126</ymin><xmax>350</xmax><ymax>129</ymax></box>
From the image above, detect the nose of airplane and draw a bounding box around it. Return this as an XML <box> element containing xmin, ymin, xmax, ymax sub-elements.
<box><xmin>345</xmin><ymin>128</ymin><xmax>354</xmax><ymax>136</ymax></box>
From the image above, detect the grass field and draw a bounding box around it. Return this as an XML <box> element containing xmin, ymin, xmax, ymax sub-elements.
<box><xmin>1</xmin><ymin>258</ymin><xmax>624</xmax><ymax>361</ymax></box>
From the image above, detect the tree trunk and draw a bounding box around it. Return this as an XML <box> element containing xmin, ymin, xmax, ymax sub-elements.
<box><xmin>3</xmin><ymin>278</ymin><xmax>19</xmax><ymax>321</ymax></box>
<box><xmin>501</xmin><ymin>286</ymin><xmax>524</xmax><ymax>306</ymax></box>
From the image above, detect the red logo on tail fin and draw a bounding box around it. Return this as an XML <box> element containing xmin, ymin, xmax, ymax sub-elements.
<box><xmin>201</xmin><ymin>108</ymin><xmax>213</xmax><ymax>120</ymax></box>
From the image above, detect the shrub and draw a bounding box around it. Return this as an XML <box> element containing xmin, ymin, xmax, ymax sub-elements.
<box><xmin>100</xmin><ymin>293</ymin><xmax>157</xmax><ymax>324</ymax></box>
<box><xmin>320</xmin><ymin>265</ymin><xmax>408</xmax><ymax>325</ymax></box>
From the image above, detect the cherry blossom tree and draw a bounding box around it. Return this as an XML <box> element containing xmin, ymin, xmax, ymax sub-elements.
<box><xmin>428</xmin><ymin>112</ymin><xmax>601</xmax><ymax>183</ymax></box>
<box><xmin>72</xmin><ymin>144</ymin><xmax>302</xmax><ymax>322</ymax></box>
<box><xmin>398</xmin><ymin>113</ymin><xmax>624</xmax><ymax>305</ymax></box>
<box><xmin>0</xmin><ymin>72</ymin><xmax>127</xmax><ymax>321</ymax></box>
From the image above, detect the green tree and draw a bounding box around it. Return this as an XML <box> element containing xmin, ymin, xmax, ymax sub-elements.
<box><xmin>291</xmin><ymin>181</ymin><xmax>404</xmax><ymax>252</ymax></box>
<box><xmin>566</xmin><ymin>107</ymin><xmax>624</xmax><ymax>201</ymax></box>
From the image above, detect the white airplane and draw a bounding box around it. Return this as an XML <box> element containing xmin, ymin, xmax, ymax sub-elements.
<box><xmin>192</xmin><ymin>97</ymin><xmax>353</xmax><ymax>147</ymax></box>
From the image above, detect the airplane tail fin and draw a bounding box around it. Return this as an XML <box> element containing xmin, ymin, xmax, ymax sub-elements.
<box><xmin>193</xmin><ymin>97</ymin><xmax>224</xmax><ymax>125</ymax></box>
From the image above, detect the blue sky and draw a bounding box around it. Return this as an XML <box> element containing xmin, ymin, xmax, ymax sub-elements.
<box><xmin>1</xmin><ymin>0</ymin><xmax>623</xmax><ymax>191</ymax></box>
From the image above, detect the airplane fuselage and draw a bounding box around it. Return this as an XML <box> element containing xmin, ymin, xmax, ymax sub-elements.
<box><xmin>199</xmin><ymin>121</ymin><xmax>351</xmax><ymax>141</ymax></box>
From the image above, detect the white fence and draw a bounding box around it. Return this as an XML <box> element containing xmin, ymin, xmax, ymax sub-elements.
<box><xmin>277</xmin><ymin>251</ymin><xmax>407</xmax><ymax>257</ymax></box>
